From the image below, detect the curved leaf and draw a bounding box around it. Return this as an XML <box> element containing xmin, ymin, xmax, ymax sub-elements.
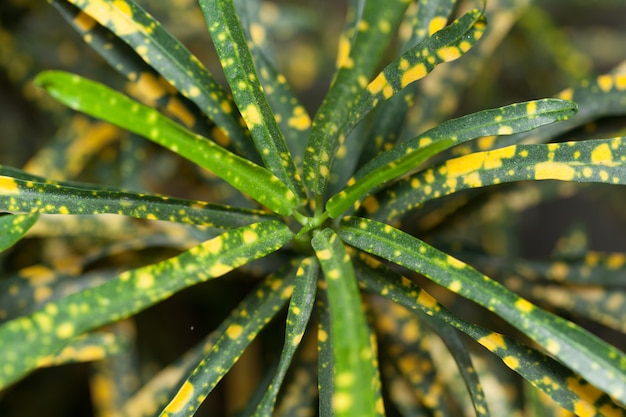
<box><xmin>0</xmin><ymin>165</ymin><xmax>274</xmax><ymax>228</ymax></box>
<box><xmin>253</xmin><ymin>257</ymin><xmax>318</xmax><ymax>416</ymax></box>
<box><xmin>34</xmin><ymin>71</ymin><xmax>301</xmax><ymax>216</ymax></box>
<box><xmin>338</xmin><ymin>216</ymin><xmax>626</xmax><ymax>405</ymax></box>
<box><xmin>311</xmin><ymin>228</ymin><xmax>383</xmax><ymax>417</ymax></box>
<box><xmin>365</xmin><ymin>137</ymin><xmax>626</xmax><ymax>222</ymax></box>
<box><xmin>159</xmin><ymin>265</ymin><xmax>296</xmax><ymax>417</ymax></box>
<box><xmin>344</xmin><ymin>8</ymin><xmax>487</xmax><ymax>137</ymax></box>
<box><xmin>326</xmin><ymin>98</ymin><xmax>577</xmax><ymax>218</ymax></box>
<box><xmin>0</xmin><ymin>220</ymin><xmax>293</xmax><ymax>389</ymax></box>
<box><xmin>303</xmin><ymin>0</ymin><xmax>412</xmax><ymax>195</ymax></box>
<box><xmin>65</xmin><ymin>0</ymin><xmax>259</xmax><ymax>160</ymax></box>
<box><xmin>198</xmin><ymin>0</ymin><xmax>306</xmax><ymax>201</ymax></box>
<box><xmin>354</xmin><ymin>253</ymin><xmax>625</xmax><ymax>416</ymax></box>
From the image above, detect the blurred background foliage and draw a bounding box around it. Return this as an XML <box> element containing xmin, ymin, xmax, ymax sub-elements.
<box><xmin>1</xmin><ymin>0</ymin><xmax>626</xmax><ymax>416</ymax></box>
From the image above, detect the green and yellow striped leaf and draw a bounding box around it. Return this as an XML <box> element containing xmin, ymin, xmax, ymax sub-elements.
<box><xmin>159</xmin><ymin>266</ymin><xmax>296</xmax><ymax>417</ymax></box>
<box><xmin>364</xmin><ymin>137</ymin><xmax>626</xmax><ymax>222</ymax></box>
<box><xmin>353</xmin><ymin>242</ymin><xmax>626</xmax><ymax>416</ymax></box>
<box><xmin>34</xmin><ymin>71</ymin><xmax>301</xmax><ymax>216</ymax></box>
<box><xmin>326</xmin><ymin>98</ymin><xmax>577</xmax><ymax>218</ymax></box>
<box><xmin>0</xmin><ymin>165</ymin><xmax>273</xmax><ymax>228</ymax></box>
<box><xmin>303</xmin><ymin>0</ymin><xmax>412</xmax><ymax>195</ymax></box>
<box><xmin>198</xmin><ymin>0</ymin><xmax>306</xmax><ymax>201</ymax></box>
<box><xmin>0</xmin><ymin>220</ymin><xmax>293</xmax><ymax>389</ymax></box>
<box><xmin>311</xmin><ymin>228</ymin><xmax>383</xmax><ymax>417</ymax></box>
<box><xmin>338</xmin><ymin>216</ymin><xmax>626</xmax><ymax>406</ymax></box>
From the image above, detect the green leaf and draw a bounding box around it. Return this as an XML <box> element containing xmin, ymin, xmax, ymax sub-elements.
<box><xmin>311</xmin><ymin>228</ymin><xmax>382</xmax><ymax>417</ymax></box>
<box><xmin>353</xmin><ymin>242</ymin><xmax>626</xmax><ymax>417</ymax></box>
<box><xmin>0</xmin><ymin>220</ymin><xmax>293</xmax><ymax>389</ymax></box>
<box><xmin>344</xmin><ymin>8</ymin><xmax>487</xmax><ymax>137</ymax></box>
<box><xmin>198</xmin><ymin>0</ymin><xmax>306</xmax><ymax>201</ymax></box>
<box><xmin>38</xmin><ymin>329</ymin><xmax>131</xmax><ymax>367</ymax></box>
<box><xmin>303</xmin><ymin>0</ymin><xmax>412</xmax><ymax>195</ymax></box>
<box><xmin>0</xmin><ymin>165</ymin><xmax>274</xmax><ymax>229</ymax></box>
<box><xmin>316</xmin><ymin>280</ymin><xmax>334</xmax><ymax>417</ymax></box>
<box><xmin>159</xmin><ymin>265</ymin><xmax>296</xmax><ymax>417</ymax></box>
<box><xmin>365</xmin><ymin>137</ymin><xmax>626</xmax><ymax>222</ymax></box>
<box><xmin>64</xmin><ymin>0</ymin><xmax>259</xmax><ymax>160</ymax></box>
<box><xmin>34</xmin><ymin>71</ymin><xmax>301</xmax><ymax>216</ymax></box>
<box><xmin>326</xmin><ymin>98</ymin><xmax>577</xmax><ymax>218</ymax></box>
<box><xmin>451</xmin><ymin>72</ymin><xmax>626</xmax><ymax>156</ymax></box>
<box><xmin>338</xmin><ymin>216</ymin><xmax>626</xmax><ymax>405</ymax></box>
<box><xmin>0</xmin><ymin>213</ymin><xmax>38</xmax><ymax>252</ymax></box>
<box><xmin>232</xmin><ymin>0</ymin><xmax>312</xmax><ymax>166</ymax></box>
<box><xmin>253</xmin><ymin>257</ymin><xmax>318</xmax><ymax>416</ymax></box>
<box><xmin>355</xmin><ymin>256</ymin><xmax>489</xmax><ymax>417</ymax></box>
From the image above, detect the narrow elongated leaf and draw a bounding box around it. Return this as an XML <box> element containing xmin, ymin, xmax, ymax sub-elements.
<box><xmin>303</xmin><ymin>0</ymin><xmax>412</xmax><ymax>195</ymax></box>
<box><xmin>357</xmin><ymin>0</ymin><xmax>457</xmax><ymax>165</ymax></box>
<box><xmin>253</xmin><ymin>257</ymin><xmax>318</xmax><ymax>416</ymax></box>
<box><xmin>35</xmin><ymin>71</ymin><xmax>301</xmax><ymax>216</ymax></box>
<box><xmin>159</xmin><ymin>266</ymin><xmax>296</xmax><ymax>417</ymax></box>
<box><xmin>64</xmin><ymin>0</ymin><xmax>259</xmax><ymax>160</ymax></box>
<box><xmin>0</xmin><ymin>220</ymin><xmax>293</xmax><ymax>389</ymax></box>
<box><xmin>326</xmin><ymin>99</ymin><xmax>577</xmax><ymax>218</ymax></box>
<box><xmin>317</xmin><ymin>280</ymin><xmax>334</xmax><ymax>417</ymax></box>
<box><xmin>0</xmin><ymin>166</ymin><xmax>273</xmax><ymax>228</ymax></box>
<box><xmin>338</xmin><ymin>217</ymin><xmax>626</xmax><ymax>405</ymax></box>
<box><xmin>232</xmin><ymin>0</ymin><xmax>312</xmax><ymax>165</ymax></box>
<box><xmin>354</xmin><ymin>253</ymin><xmax>625</xmax><ymax>416</ymax></box>
<box><xmin>365</xmin><ymin>137</ymin><xmax>626</xmax><ymax>222</ymax></box>
<box><xmin>344</xmin><ymin>9</ymin><xmax>487</xmax><ymax>137</ymax></box>
<box><xmin>0</xmin><ymin>213</ymin><xmax>38</xmax><ymax>252</ymax></box>
<box><xmin>355</xmin><ymin>257</ymin><xmax>489</xmax><ymax>417</ymax></box>
<box><xmin>311</xmin><ymin>229</ymin><xmax>382</xmax><ymax>417</ymax></box>
<box><xmin>451</xmin><ymin>72</ymin><xmax>626</xmax><ymax>156</ymax></box>
<box><xmin>198</xmin><ymin>0</ymin><xmax>306</xmax><ymax>201</ymax></box>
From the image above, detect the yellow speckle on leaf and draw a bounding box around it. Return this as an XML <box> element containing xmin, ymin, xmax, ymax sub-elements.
<box><xmin>56</xmin><ymin>322</ymin><xmax>75</xmax><ymax>339</ymax></box>
<box><xmin>437</xmin><ymin>46</ymin><xmax>461</xmax><ymax>62</ymax></box>
<box><xmin>136</xmin><ymin>272</ymin><xmax>155</xmax><ymax>289</ymax></box>
<box><xmin>0</xmin><ymin>176</ymin><xmax>20</xmax><ymax>194</ymax></box>
<box><xmin>477</xmin><ymin>135</ymin><xmax>496</xmax><ymax>151</ymax></box>
<box><xmin>515</xmin><ymin>298</ymin><xmax>534</xmax><ymax>313</ymax></box>
<box><xmin>333</xmin><ymin>392</ymin><xmax>353</xmax><ymax>413</ymax></box>
<box><xmin>503</xmin><ymin>356</ymin><xmax>520</xmax><ymax>369</ymax></box>
<box><xmin>242</xmin><ymin>230</ymin><xmax>258</xmax><ymax>244</ymax></box>
<box><xmin>209</xmin><ymin>263</ymin><xmax>232</xmax><ymax>277</ymax></box>
<box><xmin>242</xmin><ymin>104</ymin><xmax>262</xmax><ymax>129</ymax></box>
<box><xmin>597</xmin><ymin>74</ymin><xmax>613</xmax><ymax>92</ymax></box>
<box><xmin>497</xmin><ymin>126</ymin><xmax>513</xmax><ymax>135</ymax></box>
<box><xmin>164</xmin><ymin>381</ymin><xmax>194</xmax><ymax>413</ymax></box>
<box><xmin>428</xmin><ymin>16</ymin><xmax>447</xmax><ymax>35</ymax></box>
<box><xmin>74</xmin><ymin>11</ymin><xmax>96</xmax><ymax>32</ymax></box>
<box><xmin>526</xmin><ymin>101</ymin><xmax>537</xmax><ymax>115</ymax></box>
<box><xmin>534</xmin><ymin>162</ymin><xmax>576</xmax><ymax>181</ymax></box>
<box><xmin>478</xmin><ymin>333</ymin><xmax>507</xmax><ymax>351</ymax></box>
<box><xmin>591</xmin><ymin>143</ymin><xmax>613</xmax><ymax>164</ymax></box>
<box><xmin>227</xmin><ymin>324</ymin><xmax>243</xmax><ymax>339</ymax></box>
<box><xmin>288</xmin><ymin>106</ymin><xmax>311</xmax><ymax>131</ymax></box>
<box><xmin>401</xmin><ymin>63</ymin><xmax>427</xmax><ymax>87</ymax></box>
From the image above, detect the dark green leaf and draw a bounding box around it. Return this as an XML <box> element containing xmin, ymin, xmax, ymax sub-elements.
<box><xmin>338</xmin><ymin>217</ymin><xmax>626</xmax><ymax>405</ymax></box>
<box><xmin>327</xmin><ymin>99</ymin><xmax>577</xmax><ymax>218</ymax></box>
<box><xmin>0</xmin><ymin>220</ymin><xmax>293</xmax><ymax>389</ymax></box>
<box><xmin>159</xmin><ymin>266</ymin><xmax>296</xmax><ymax>417</ymax></box>
<box><xmin>0</xmin><ymin>213</ymin><xmax>38</xmax><ymax>252</ymax></box>
<box><xmin>198</xmin><ymin>0</ymin><xmax>306</xmax><ymax>201</ymax></box>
